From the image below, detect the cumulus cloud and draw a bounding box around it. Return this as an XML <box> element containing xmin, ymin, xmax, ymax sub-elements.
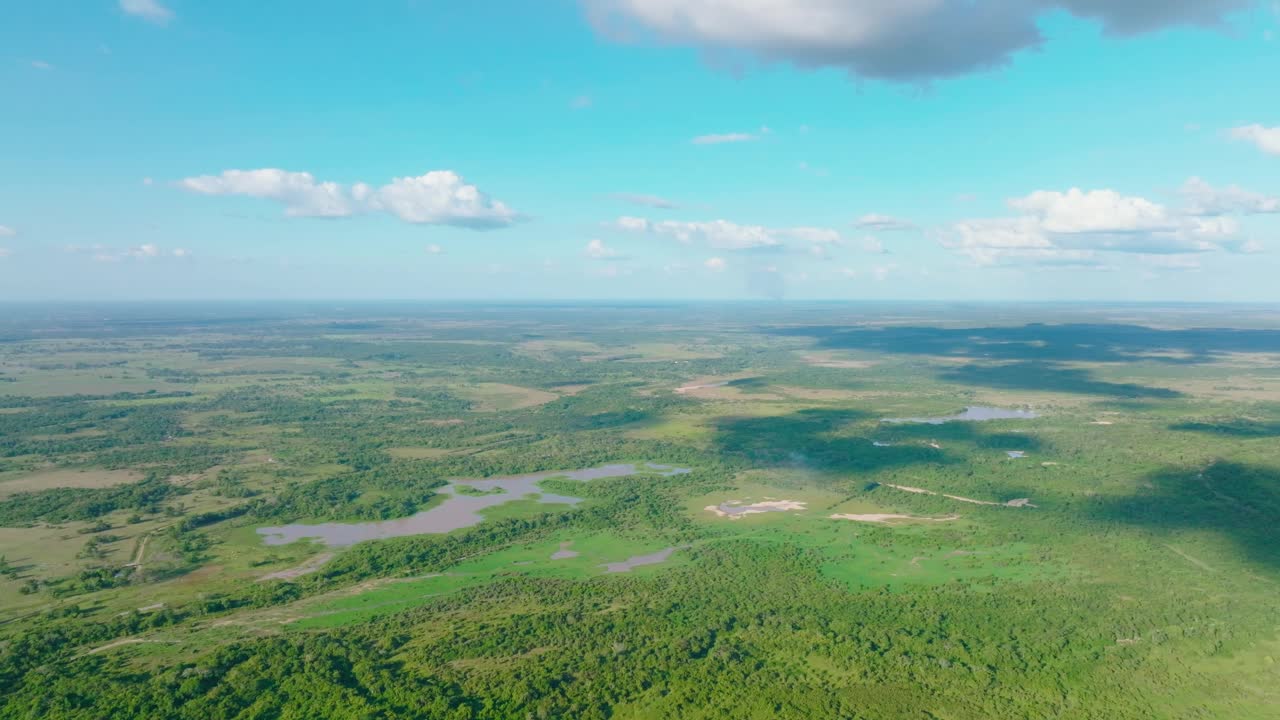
<box><xmin>944</xmin><ymin>185</ymin><xmax>1256</xmax><ymax>267</ymax></box>
<box><xmin>0</xmin><ymin>226</ymin><xmax>15</xmax><ymax>237</ymax></box>
<box><xmin>614</xmin><ymin>216</ymin><xmax>841</xmax><ymax>251</ymax></box>
<box><xmin>704</xmin><ymin>257</ymin><xmax>726</xmax><ymax>271</ymax></box>
<box><xmin>120</xmin><ymin>0</ymin><xmax>174</xmax><ymax>25</ymax></box>
<box><xmin>180</xmin><ymin>169</ymin><xmax>354</xmax><ymax>218</ymax></box>
<box><xmin>425</xmin><ymin>244</ymin><xmax>444</xmax><ymax>255</ymax></box>
<box><xmin>1181</xmin><ymin>177</ymin><xmax>1280</xmax><ymax>215</ymax></box>
<box><xmin>613</xmin><ymin>192</ymin><xmax>679</xmax><ymax>209</ymax></box>
<box><xmin>855</xmin><ymin>213</ymin><xmax>916</xmax><ymax>232</ymax></box>
<box><xmin>30</xmin><ymin>60</ymin><xmax>53</xmax><ymax>71</ymax></box>
<box><xmin>0</xmin><ymin>248</ymin><xmax>10</xmax><ymax>259</ymax></box>
<box><xmin>366</xmin><ymin>172</ymin><xmax>520</xmax><ymax>228</ymax></box>
<box><xmin>584</xmin><ymin>0</ymin><xmax>1251</xmax><ymax>81</ymax></box>
<box><xmin>1230</xmin><ymin>124</ymin><xmax>1280</xmax><ymax>155</ymax></box>
<box><xmin>179</xmin><ymin>169</ymin><xmax>520</xmax><ymax>229</ymax></box>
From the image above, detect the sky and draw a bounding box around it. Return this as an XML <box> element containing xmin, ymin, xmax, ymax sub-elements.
<box><xmin>1</xmin><ymin>0</ymin><xmax>1279</xmax><ymax>302</ymax></box>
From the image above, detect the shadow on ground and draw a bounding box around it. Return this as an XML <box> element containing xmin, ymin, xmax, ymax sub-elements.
<box><xmin>1170</xmin><ymin>419</ymin><xmax>1280</xmax><ymax>438</ymax></box>
<box><xmin>1089</xmin><ymin>461</ymin><xmax>1280</xmax><ymax>572</ymax></box>
<box><xmin>766</xmin><ymin>323</ymin><xmax>1280</xmax><ymax>364</ymax></box>
<box><xmin>940</xmin><ymin>362</ymin><xmax>1181</xmax><ymax>399</ymax></box>
<box><xmin>711</xmin><ymin>408</ymin><xmax>1048</xmax><ymax>477</ymax></box>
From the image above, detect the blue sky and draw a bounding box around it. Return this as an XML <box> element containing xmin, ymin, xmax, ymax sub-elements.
<box><xmin>1</xmin><ymin>0</ymin><xmax>1278</xmax><ymax>301</ymax></box>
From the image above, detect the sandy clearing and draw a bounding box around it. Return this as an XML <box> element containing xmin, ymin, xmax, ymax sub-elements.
<box><xmin>259</xmin><ymin>552</ymin><xmax>335</xmax><ymax>582</ymax></box>
<box><xmin>705</xmin><ymin>500</ymin><xmax>807</xmax><ymax>519</ymax></box>
<box><xmin>883</xmin><ymin>483</ymin><xmax>1037</xmax><ymax>508</ymax></box>
<box><xmin>829</xmin><ymin>513</ymin><xmax>960</xmax><ymax>524</ymax></box>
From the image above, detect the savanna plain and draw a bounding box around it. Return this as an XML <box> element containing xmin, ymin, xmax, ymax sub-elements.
<box><xmin>0</xmin><ymin>302</ymin><xmax>1277</xmax><ymax>719</ymax></box>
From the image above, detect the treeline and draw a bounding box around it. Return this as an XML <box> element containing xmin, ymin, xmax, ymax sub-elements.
<box><xmin>0</xmin><ymin>475</ymin><xmax>185</xmax><ymax>525</ymax></box>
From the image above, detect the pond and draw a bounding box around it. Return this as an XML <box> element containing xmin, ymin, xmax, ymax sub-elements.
<box><xmin>257</xmin><ymin>463</ymin><xmax>691</xmax><ymax>547</ymax></box>
<box><xmin>882</xmin><ymin>406</ymin><xmax>1038</xmax><ymax>425</ymax></box>
<box><xmin>601</xmin><ymin>545</ymin><xmax>688</xmax><ymax>573</ymax></box>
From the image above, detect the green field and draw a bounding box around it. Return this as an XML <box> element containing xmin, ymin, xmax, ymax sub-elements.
<box><xmin>0</xmin><ymin>302</ymin><xmax>1278</xmax><ymax>718</ymax></box>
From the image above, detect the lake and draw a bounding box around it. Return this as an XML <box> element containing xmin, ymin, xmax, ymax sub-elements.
<box><xmin>257</xmin><ymin>463</ymin><xmax>691</xmax><ymax>547</ymax></box>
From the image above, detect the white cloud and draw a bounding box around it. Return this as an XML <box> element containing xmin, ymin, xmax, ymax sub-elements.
<box><xmin>69</xmin><ymin>243</ymin><xmax>189</xmax><ymax>263</ymax></box>
<box><xmin>1138</xmin><ymin>254</ymin><xmax>1202</xmax><ymax>271</ymax></box>
<box><xmin>705</xmin><ymin>257</ymin><xmax>726</xmax><ymax>271</ymax></box>
<box><xmin>1008</xmin><ymin>188</ymin><xmax>1175</xmax><ymax>234</ymax></box>
<box><xmin>1230</xmin><ymin>124</ymin><xmax>1280</xmax><ymax>155</ymax></box>
<box><xmin>615</xmin><ymin>216</ymin><xmax>841</xmax><ymax>250</ymax></box>
<box><xmin>585</xmin><ymin>0</ymin><xmax>1250</xmax><ymax>81</ymax></box>
<box><xmin>855</xmin><ymin>213</ymin><xmax>916</xmax><ymax>232</ymax></box>
<box><xmin>128</xmin><ymin>244</ymin><xmax>161</xmax><ymax>258</ymax></box>
<box><xmin>614</xmin><ymin>216</ymin><xmax>651</xmax><ymax>232</ymax></box>
<box><xmin>0</xmin><ymin>226</ymin><xmax>15</xmax><ymax>238</ymax></box>
<box><xmin>30</xmin><ymin>60</ymin><xmax>53</xmax><ymax>71</ymax></box>
<box><xmin>180</xmin><ymin>169</ymin><xmax>354</xmax><ymax>218</ymax></box>
<box><xmin>1181</xmin><ymin>177</ymin><xmax>1280</xmax><ymax>215</ymax></box>
<box><xmin>180</xmin><ymin>168</ymin><xmax>520</xmax><ymax>229</ymax></box>
<box><xmin>571</xmin><ymin>95</ymin><xmax>593</xmax><ymax>109</ymax></box>
<box><xmin>120</xmin><ymin>0</ymin><xmax>174</xmax><ymax>25</ymax></box>
<box><xmin>584</xmin><ymin>238</ymin><xmax>626</xmax><ymax>260</ymax></box>
<box><xmin>425</xmin><ymin>244</ymin><xmax>444</xmax><ymax>255</ymax></box>
<box><xmin>692</xmin><ymin>132</ymin><xmax>759</xmax><ymax>145</ymax></box>
<box><xmin>860</xmin><ymin>236</ymin><xmax>886</xmax><ymax>254</ymax></box>
<box><xmin>613</xmin><ymin>193</ymin><xmax>679</xmax><ymax>209</ymax></box>
<box><xmin>943</xmin><ymin>185</ymin><xmax>1255</xmax><ymax>266</ymax></box>
<box><xmin>0</xmin><ymin>248</ymin><xmax>10</xmax><ymax>259</ymax></box>
<box><xmin>367</xmin><ymin>172</ymin><xmax>519</xmax><ymax>228</ymax></box>
<box><xmin>142</xmin><ymin>177</ymin><xmax>154</xmax><ymax>186</ymax></box>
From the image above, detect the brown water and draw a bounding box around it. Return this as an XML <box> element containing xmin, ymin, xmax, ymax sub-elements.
<box><xmin>257</xmin><ymin>463</ymin><xmax>691</xmax><ymax>547</ymax></box>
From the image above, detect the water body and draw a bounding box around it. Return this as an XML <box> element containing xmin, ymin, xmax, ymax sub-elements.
<box><xmin>882</xmin><ymin>406</ymin><xmax>1039</xmax><ymax>425</ymax></box>
<box><xmin>550</xmin><ymin>541</ymin><xmax>580</xmax><ymax>560</ymax></box>
<box><xmin>601</xmin><ymin>546</ymin><xmax>688</xmax><ymax>573</ymax></box>
<box><xmin>258</xmin><ymin>463</ymin><xmax>691</xmax><ymax>547</ymax></box>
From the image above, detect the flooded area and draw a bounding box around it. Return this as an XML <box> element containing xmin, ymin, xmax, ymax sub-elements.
<box><xmin>705</xmin><ymin>500</ymin><xmax>807</xmax><ymax>519</ymax></box>
<box><xmin>258</xmin><ymin>463</ymin><xmax>691</xmax><ymax>547</ymax></box>
<box><xmin>601</xmin><ymin>545</ymin><xmax>689</xmax><ymax>573</ymax></box>
<box><xmin>550</xmin><ymin>541</ymin><xmax>580</xmax><ymax>560</ymax></box>
<box><xmin>882</xmin><ymin>406</ymin><xmax>1038</xmax><ymax>424</ymax></box>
